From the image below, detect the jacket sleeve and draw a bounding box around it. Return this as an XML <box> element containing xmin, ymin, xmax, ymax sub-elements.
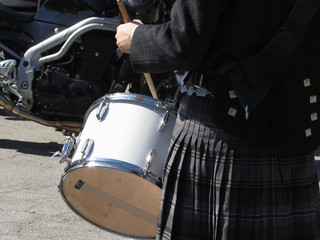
<box><xmin>129</xmin><ymin>0</ymin><xmax>230</xmax><ymax>73</ymax></box>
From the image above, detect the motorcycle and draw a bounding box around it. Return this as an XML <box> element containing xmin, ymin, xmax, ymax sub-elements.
<box><xmin>0</xmin><ymin>0</ymin><xmax>178</xmax><ymax>133</ymax></box>
<box><xmin>0</xmin><ymin>0</ymin><xmax>39</xmax><ymax>12</ymax></box>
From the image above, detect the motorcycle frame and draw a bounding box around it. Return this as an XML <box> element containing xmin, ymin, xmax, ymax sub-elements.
<box><xmin>0</xmin><ymin>8</ymin><xmax>120</xmax><ymax>131</ymax></box>
<box><xmin>17</xmin><ymin>16</ymin><xmax>120</xmax><ymax>111</ymax></box>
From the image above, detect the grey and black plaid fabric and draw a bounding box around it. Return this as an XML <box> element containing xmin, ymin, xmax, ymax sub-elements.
<box><xmin>156</xmin><ymin>95</ymin><xmax>320</xmax><ymax>240</ymax></box>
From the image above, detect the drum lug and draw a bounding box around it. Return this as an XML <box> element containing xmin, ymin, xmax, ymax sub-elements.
<box><xmin>81</xmin><ymin>138</ymin><xmax>94</xmax><ymax>161</ymax></box>
<box><xmin>53</xmin><ymin>135</ymin><xmax>76</xmax><ymax>164</ymax></box>
<box><xmin>143</xmin><ymin>149</ymin><xmax>156</xmax><ymax>176</ymax></box>
<box><xmin>159</xmin><ymin>111</ymin><xmax>170</xmax><ymax>132</ymax></box>
<box><xmin>96</xmin><ymin>97</ymin><xmax>109</xmax><ymax>121</ymax></box>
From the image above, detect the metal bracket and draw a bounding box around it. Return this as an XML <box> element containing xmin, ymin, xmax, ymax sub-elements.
<box><xmin>96</xmin><ymin>97</ymin><xmax>109</xmax><ymax>121</ymax></box>
<box><xmin>143</xmin><ymin>149</ymin><xmax>156</xmax><ymax>177</ymax></box>
<box><xmin>53</xmin><ymin>134</ymin><xmax>76</xmax><ymax>164</ymax></box>
<box><xmin>80</xmin><ymin>138</ymin><xmax>94</xmax><ymax>161</ymax></box>
<box><xmin>159</xmin><ymin>111</ymin><xmax>170</xmax><ymax>132</ymax></box>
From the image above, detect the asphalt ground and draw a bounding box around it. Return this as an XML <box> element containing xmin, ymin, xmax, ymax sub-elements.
<box><xmin>0</xmin><ymin>106</ymin><xmax>320</xmax><ymax>240</ymax></box>
<box><xmin>0</xmin><ymin>107</ymin><xmax>133</xmax><ymax>240</ymax></box>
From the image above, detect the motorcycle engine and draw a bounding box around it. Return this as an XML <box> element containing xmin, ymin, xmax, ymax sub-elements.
<box><xmin>33</xmin><ymin>31</ymin><xmax>118</xmax><ymax>122</ymax></box>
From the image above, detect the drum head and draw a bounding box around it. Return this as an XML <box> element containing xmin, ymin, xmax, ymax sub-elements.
<box><xmin>61</xmin><ymin>166</ymin><xmax>161</xmax><ymax>238</ymax></box>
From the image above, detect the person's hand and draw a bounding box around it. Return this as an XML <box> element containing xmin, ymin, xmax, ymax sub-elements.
<box><xmin>115</xmin><ymin>20</ymin><xmax>143</xmax><ymax>53</ymax></box>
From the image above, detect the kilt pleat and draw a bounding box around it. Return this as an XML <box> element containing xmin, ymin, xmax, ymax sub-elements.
<box><xmin>156</xmin><ymin>95</ymin><xmax>320</xmax><ymax>240</ymax></box>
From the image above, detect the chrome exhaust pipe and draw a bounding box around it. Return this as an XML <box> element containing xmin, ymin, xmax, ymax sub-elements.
<box><xmin>0</xmin><ymin>92</ymin><xmax>83</xmax><ymax>132</ymax></box>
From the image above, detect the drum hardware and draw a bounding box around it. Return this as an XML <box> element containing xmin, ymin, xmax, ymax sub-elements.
<box><xmin>159</xmin><ymin>110</ymin><xmax>170</xmax><ymax>131</ymax></box>
<box><xmin>143</xmin><ymin>149</ymin><xmax>156</xmax><ymax>177</ymax></box>
<box><xmin>154</xmin><ymin>100</ymin><xmax>166</xmax><ymax>108</ymax></box>
<box><xmin>66</xmin><ymin>158</ymin><xmax>162</xmax><ymax>185</ymax></box>
<box><xmin>52</xmin><ymin>134</ymin><xmax>76</xmax><ymax>164</ymax></box>
<box><xmin>60</xmin><ymin>136</ymin><xmax>74</xmax><ymax>164</ymax></box>
<box><xmin>94</xmin><ymin>94</ymin><xmax>173</xmax><ymax>124</ymax></box>
<box><xmin>98</xmin><ymin>158</ymin><xmax>161</xmax><ymax>184</ymax></box>
<box><xmin>80</xmin><ymin>138</ymin><xmax>94</xmax><ymax>161</ymax></box>
<box><xmin>96</xmin><ymin>96</ymin><xmax>109</xmax><ymax>121</ymax></box>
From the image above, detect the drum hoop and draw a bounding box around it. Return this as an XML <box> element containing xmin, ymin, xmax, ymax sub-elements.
<box><xmin>83</xmin><ymin>93</ymin><xmax>176</xmax><ymax>124</ymax></box>
<box><xmin>64</xmin><ymin>158</ymin><xmax>162</xmax><ymax>187</ymax></box>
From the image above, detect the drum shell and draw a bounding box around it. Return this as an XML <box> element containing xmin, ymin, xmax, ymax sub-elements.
<box><xmin>72</xmin><ymin>93</ymin><xmax>176</xmax><ymax>180</ymax></box>
<box><xmin>60</xmin><ymin>93</ymin><xmax>176</xmax><ymax>238</ymax></box>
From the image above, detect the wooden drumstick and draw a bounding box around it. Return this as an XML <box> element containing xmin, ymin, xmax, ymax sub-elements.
<box><xmin>117</xmin><ymin>0</ymin><xmax>131</xmax><ymax>23</ymax></box>
<box><xmin>116</xmin><ymin>0</ymin><xmax>158</xmax><ymax>99</ymax></box>
<box><xmin>37</xmin><ymin>0</ymin><xmax>41</xmax><ymax>11</ymax></box>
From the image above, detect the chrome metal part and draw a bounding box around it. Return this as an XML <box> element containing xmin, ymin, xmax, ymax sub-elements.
<box><xmin>143</xmin><ymin>149</ymin><xmax>156</xmax><ymax>177</ymax></box>
<box><xmin>0</xmin><ymin>59</ymin><xmax>16</xmax><ymax>77</ymax></box>
<box><xmin>64</xmin><ymin>157</ymin><xmax>162</xmax><ymax>187</ymax></box>
<box><xmin>0</xmin><ymin>91</ymin><xmax>83</xmax><ymax>132</ymax></box>
<box><xmin>0</xmin><ymin>51</ymin><xmax>4</xmax><ymax>61</ymax></box>
<box><xmin>15</xmin><ymin>17</ymin><xmax>120</xmax><ymax>111</ymax></box>
<box><xmin>0</xmin><ymin>61</ymin><xmax>23</xmax><ymax>101</ymax></box>
<box><xmin>88</xmin><ymin>93</ymin><xmax>174</xmax><ymax>116</ymax></box>
<box><xmin>96</xmin><ymin>97</ymin><xmax>109</xmax><ymax>121</ymax></box>
<box><xmin>159</xmin><ymin>111</ymin><xmax>170</xmax><ymax>131</ymax></box>
<box><xmin>60</xmin><ymin>135</ymin><xmax>76</xmax><ymax>163</ymax></box>
<box><xmin>81</xmin><ymin>139</ymin><xmax>94</xmax><ymax>161</ymax></box>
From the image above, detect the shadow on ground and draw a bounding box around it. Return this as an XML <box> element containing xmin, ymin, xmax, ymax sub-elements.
<box><xmin>0</xmin><ymin>139</ymin><xmax>63</xmax><ymax>157</ymax></box>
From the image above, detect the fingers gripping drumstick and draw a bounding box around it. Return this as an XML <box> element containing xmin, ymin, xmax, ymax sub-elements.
<box><xmin>117</xmin><ymin>0</ymin><xmax>158</xmax><ymax>99</ymax></box>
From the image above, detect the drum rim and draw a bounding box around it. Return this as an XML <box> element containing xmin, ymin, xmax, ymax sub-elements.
<box><xmin>84</xmin><ymin>92</ymin><xmax>176</xmax><ymax>123</ymax></box>
<box><xmin>63</xmin><ymin>157</ymin><xmax>162</xmax><ymax>187</ymax></box>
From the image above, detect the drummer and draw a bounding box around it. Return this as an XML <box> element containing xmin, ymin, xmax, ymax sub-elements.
<box><xmin>116</xmin><ymin>0</ymin><xmax>320</xmax><ymax>239</ymax></box>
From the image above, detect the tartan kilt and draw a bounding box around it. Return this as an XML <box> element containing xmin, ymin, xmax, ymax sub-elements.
<box><xmin>156</xmin><ymin>95</ymin><xmax>320</xmax><ymax>240</ymax></box>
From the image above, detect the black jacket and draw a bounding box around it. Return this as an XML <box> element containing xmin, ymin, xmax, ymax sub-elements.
<box><xmin>130</xmin><ymin>0</ymin><xmax>320</xmax><ymax>153</ymax></box>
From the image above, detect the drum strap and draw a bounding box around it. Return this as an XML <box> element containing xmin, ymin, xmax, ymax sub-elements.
<box><xmin>75</xmin><ymin>179</ymin><xmax>158</xmax><ymax>225</ymax></box>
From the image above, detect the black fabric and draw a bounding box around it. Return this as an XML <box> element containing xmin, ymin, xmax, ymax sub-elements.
<box><xmin>130</xmin><ymin>0</ymin><xmax>230</xmax><ymax>73</ymax></box>
<box><xmin>272</xmin><ymin>9</ymin><xmax>320</xmax><ymax>153</ymax></box>
<box><xmin>227</xmin><ymin>0</ymin><xmax>320</xmax><ymax>112</ymax></box>
<box><xmin>156</xmin><ymin>95</ymin><xmax>320</xmax><ymax>240</ymax></box>
<box><xmin>219</xmin><ymin>9</ymin><xmax>320</xmax><ymax>153</ymax></box>
<box><xmin>202</xmin><ymin>74</ymin><xmax>279</xmax><ymax>150</ymax></box>
<box><xmin>130</xmin><ymin>0</ymin><xmax>320</xmax><ymax>153</ymax></box>
<box><xmin>130</xmin><ymin>0</ymin><xmax>298</xmax><ymax>73</ymax></box>
<box><xmin>197</xmin><ymin>7</ymin><xmax>320</xmax><ymax>153</ymax></box>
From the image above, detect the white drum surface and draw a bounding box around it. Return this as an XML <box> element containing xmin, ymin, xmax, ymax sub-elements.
<box><xmin>60</xmin><ymin>94</ymin><xmax>176</xmax><ymax>238</ymax></box>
